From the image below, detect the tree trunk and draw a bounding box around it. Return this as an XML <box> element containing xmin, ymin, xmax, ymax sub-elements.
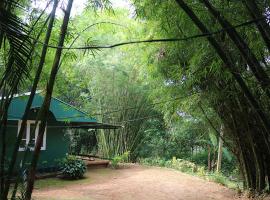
<box><xmin>216</xmin><ymin>125</ymin><xmax>224</xmax><ymax>172</ymax></box>
<box><xmin>175</xmin><ymin>0</ymin><xmax>270</xmax><ymax>154</ymax></box>
<box><xmin>1</xmin><ymin>1</ymin><xmax>59</xmax><ymax>199</ymax></box>
<box><xmin>201</xmin><ymin>0</ymin><xmax>270</xmax><ymax>99</ymax></box>
<box><xmin>207</xmin><ymin>144</ymin><xmax>211</xmax><ymax>171</ymax></box>
<box><xmin>0</xmin><ymin>110</ymin><xmax>8</xmax><ymax>194</ymax></box>
<box><xmin>24</xmin><ymin>1</ymin><xmax>73</xmax><ymax>199</ymax></box>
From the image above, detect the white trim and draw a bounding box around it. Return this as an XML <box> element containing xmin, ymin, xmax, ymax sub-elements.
<box><xmin>18</xmin><ymin>120</ymin><xmax>46</xmax><ymax>151</ymax></box>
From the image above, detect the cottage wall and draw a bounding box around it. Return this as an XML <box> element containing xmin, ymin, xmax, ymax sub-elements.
<box><xmin>3</xmin><ymin>120</ymin><xmax>70</xmax><ymax>173</ymax></box>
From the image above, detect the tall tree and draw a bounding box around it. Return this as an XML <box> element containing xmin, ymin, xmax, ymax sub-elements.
<box><xmin>24</xmin><ymin>0</ymin><xmax>74</xmax><ymax>199</ymax></box>
<box><xmin>2</xmin><ymin>1</ymin><xmax>59</xmax><ymax>198</ymax></box>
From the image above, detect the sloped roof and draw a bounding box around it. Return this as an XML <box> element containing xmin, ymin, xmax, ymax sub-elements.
<box><xmin>7</xmin><ymin>92</ymin><xmax>122</xmax><ymax>129</ymax></box>
<box><xmin>8</xmin><ymin>93</ymin><xmax>96</xmax><ymax>123</ymax></box>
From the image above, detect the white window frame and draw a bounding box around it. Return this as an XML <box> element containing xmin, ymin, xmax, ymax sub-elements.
<box><xmin>18</xmin><ymin>120</ymin><xmax>46</xmax><ymax>151</ymax></box>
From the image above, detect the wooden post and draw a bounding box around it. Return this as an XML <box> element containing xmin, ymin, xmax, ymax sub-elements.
<box><xmin>216</xmin><ymin>125</ymin><xmax>224</xmax><ymax>172</ymax></box>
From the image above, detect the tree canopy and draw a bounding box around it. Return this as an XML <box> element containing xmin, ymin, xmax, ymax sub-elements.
<box><xmin>1</xmin><ymin>0</ymin><xmax>270</xmax><ymax>198</ymax></box>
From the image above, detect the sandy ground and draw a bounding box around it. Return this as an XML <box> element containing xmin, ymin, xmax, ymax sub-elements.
<box><xmin>33</xmin><ymin>164</ymin><xmax>239</xmax><ymax>200</ymax></box>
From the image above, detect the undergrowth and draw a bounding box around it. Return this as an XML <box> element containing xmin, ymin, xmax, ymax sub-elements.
<box><xmin>139</xmin><ymin>157</ymin><xmax>242</xmax><ymax>190</ymax></box>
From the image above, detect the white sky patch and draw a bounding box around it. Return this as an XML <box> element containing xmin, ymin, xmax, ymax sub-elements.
<box><xmin>112</xmin><ymin>0</ymin><xmax>135</xmax><ymax>17</ymax></box>
<box><xmin>32</xmin><ymin>0</ymin><xmax>88</xmax><ymax>17</ymax></box>
<box><xmin>111</xmin><ymin>0</ymin><xmax>132</xmax><ymax>8</ymax></box>
<box><xmin>32</xmin><ymin>0</ymin><xmax>132</xmax><ymax>17</ymax></box>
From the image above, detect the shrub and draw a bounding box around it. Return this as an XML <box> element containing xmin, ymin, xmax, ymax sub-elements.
<box><xmin>139</xmin><ymin>157</ymin><xmax>240</xmax><ymax>189</ymax></box>
<box><xmin>197</xmin><ymin>166</ymin><xmax>206</xmax><ymax>177</ymax></box>
<box><xmin>169</xmin><ymin>159</ymin><xmax>197</xmax><ymax>173</ymax></box>
<box><xmin>111</xmin><ymin>155</ymin><xmax>122</xmax><ymax>169</ymax></box>
<box><xmin>190</xmin><ymin>151</ymin><xmax>208</xmax><ymax>166</ymax></box>
<box><xmin>140</xmin><ymin>157</ymin><xmax>197</xmax><ymax>172</ymax></box>
<box><xmin>208</xmin><ymin>172</ymin><xmax>227</xmax><ymax>186</ymax></box>
<box><xmin>111</xmin><ymin>151</ymin><xmax>130</xmax><ymax>169</ymax></box>
<box><xmin>61</xmin><ymin>155</ymin><xmax>86</xmax><ymax>179</ymax></box>
<box><xmin>139</xmin><ymin>157</ymin><xmax>167</xmax><ymax>167</ymax></box>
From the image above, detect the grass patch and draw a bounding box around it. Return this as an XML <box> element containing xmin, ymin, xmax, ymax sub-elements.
<box><xmin>34</xmin><ymin>176</ymin><xmax>91</xmax><ymax>189</ymax></box>
<box><xmin>205</xmin><ymin>172</ymin><xmax>242</xmax><ymax>189</ymax></box>
<box><xmin>9</xmin><ymin>168</ymin><xmax>117</xmax><ymax>200</ymax></box>
<box><xmin>34</xmin><ymin>168</ymin><xmax>116</xmax><ymax>190</ymax></box>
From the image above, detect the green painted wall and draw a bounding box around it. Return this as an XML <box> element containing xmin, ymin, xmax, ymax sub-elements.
<box><xmin>4</xmin><ymin>120</ymin><xmax>70</xmax><ymax>173</ymax></box>
<box><xmin>4</xmin><ymin>93</ymin><xmax>98</xmax><ymax>174</ymax></box>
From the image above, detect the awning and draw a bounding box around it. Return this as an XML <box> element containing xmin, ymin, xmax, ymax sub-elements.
<box><xmin>68</xmin><ymin>122</ymin><xmax>123</xmax><ymax>129</ymax></box>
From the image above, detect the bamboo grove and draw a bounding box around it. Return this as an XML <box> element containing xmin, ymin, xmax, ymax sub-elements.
<box><xmin>134</xmin><ymin>0</ymin><xmax>270</xmax><ymax>192</ymax></box>
<box><xmin>0</xmin><ymin>0</ymin><xmax>270</xmax><ymax>199</ymax></box>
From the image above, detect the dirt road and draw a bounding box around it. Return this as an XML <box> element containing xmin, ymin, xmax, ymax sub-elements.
<box><xmin>33</xmin><ymin>164</ymin><xmax>238</xmax><ymax>200</ymax></box>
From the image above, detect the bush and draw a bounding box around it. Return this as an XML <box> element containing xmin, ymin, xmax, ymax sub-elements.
<box><xmin>61</xmin><ymin>155</ymin><xmax>86</xmax><ymax>179</ymax></box>
<box><xmin>190</xmin><ymin>151</ymin><xmax>208</xmax><ymax>166</ymax></box>
<box><xmin>139</xmin><ymin>157</ymin><xmax>166</xmax><ymax>167</ymax></box>
<box><xmin>139</xmin><ymin>157</ymin><xmax>197</xmax><ymax>173</ymax></box>
<box><xmin>139</xmin><ymin>157</ymin><xmax>241</xmax><ymax>189</ymax></box>
<box><xmin>166</xmin><ymin>158</ymin><xmax>197</xmax><ymax>173</ymax></box>
<box><xmin>111</xmin><ymin>151</ymin><xmax>130</xmax><ymax>169</ymax></box>
<box><xmin>208</xmin><ymin>172</ymin><xmax>227</xmax><ymax>186</ymax></box>
<box><xmin>111</xmin><ymin>156</ymin><xmax>122</xmax><ymax>169</ymax></box>
<box><xmin>197</xmin><ymin>166</ymin><xmax>206</xmax><ymax>177</ymax></box>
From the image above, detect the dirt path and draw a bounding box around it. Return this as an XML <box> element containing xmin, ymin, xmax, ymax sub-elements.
<box><xmin>33</xmin><ymin>164</ymin><xmax>239</xmax><ymax>200</ymax></box>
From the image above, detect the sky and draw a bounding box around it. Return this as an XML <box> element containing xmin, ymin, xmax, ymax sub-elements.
<box><xmin>111</xmin><ymin>0</ymin><xmax>131</xmax><ymax>8</ymax></box>
<box><xmin>32</xmin><ymin>0</ymin><xmax>133</xmax><ymax>17</ymax></box>
<box><xmin>71</xmin><ymin>0</ymin><xmax>132</xmax><ymax>15</ymax></box>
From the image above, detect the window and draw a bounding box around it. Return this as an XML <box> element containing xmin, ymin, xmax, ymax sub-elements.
<box><xmin>18</xmin><ymin>120</ymin><xmax>46</xmax><ymax>151</ymax></box>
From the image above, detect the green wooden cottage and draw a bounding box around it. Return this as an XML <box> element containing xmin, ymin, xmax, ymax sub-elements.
<box><xmin>5</xmin><ymin>92</ymin><xmax>118</xmax><ymax>172</ymax></box>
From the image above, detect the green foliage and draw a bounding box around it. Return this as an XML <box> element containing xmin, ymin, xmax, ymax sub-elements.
<box><xmin>68</xmin><ymin>129</ymin><xmax>97</xmax><ymax>155</ymax></box>
<box><xmin>197</xmin><ymin>166</ymin><xmax>206</xmax><ymax>177</ymax></box>
<box><xmin>136</xmin><ymin>118</ymin><xmax>211</xmax><ymax>161</ymax></box>
<box><xmin>33</xmin><ymin>168</ymin><xmax>114</xmax><ymax>190</ymax></box>
<box><xmin>139</xmin><ymin>157</ymin><xmax>167</xmax><ymax>167</ymax></box>
<box><xmin>208</xmin><ymin>173</ymin><xmax>228</xmax><ymax>186</ymax></box>
<box><xmin>168</xmin><ymin>158</ymin><xmax>197</xmax><ymax>173</ymax></box>
<box><xmin>133</xmin><ymin>0</ymin><xmax>270</xmax><ymax>192</ymax></box>
<box><xmin>110</xmin><ymin>151</ymin><xmax>130</xmax><ymax>169</ymax></box>
<box><xmin>48</xmin><ymin>8</ymin><xmax>161</xmax><ymax>161</ymax></box>
<box><xmin>110</xmin><ymin>156</ymin><xmax>122</xmax><ymax>169</ymax></box>
<box><xmin>140</xmin><ymin>157</ymin><xmax>197</xmax><ymax>173</ymax></box>
<box><xmin>190</xmin><ymin>150</ymin><xmax>238</xmax><ymax>176</ymax></box>
<box><xmin>190</xmin><ymin>151</ymin><xmax>208</xmax><ymax>166</ymax></box>
<box><xmin>1</xmin><ymin>0</ymin><xmax>267</xmax><ymax>196</ymax></box>
<box><xmin>17</xmin><ymin>0</ymin><xmax>265</xmax><ymax>192</ymax></box>
<box><xmin>139</xmin><ymin>157</ymin><xmax>240</xmax><ymax>189</ymax></box>
<box><xmin>209</xmin><ymin>132</ymin><xmax>218</xmax><ymax>147</ymax></box>
<box><xmin>60</xmin><ymin>155</ymin><xmax>87</xmax><ymax>179</ymax></box>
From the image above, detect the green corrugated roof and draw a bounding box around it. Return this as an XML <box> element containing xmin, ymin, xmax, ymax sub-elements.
<box><xmin>7</xmin><ymin>93</ymin><xmax>97</xmax><ymax>123</ymax></box>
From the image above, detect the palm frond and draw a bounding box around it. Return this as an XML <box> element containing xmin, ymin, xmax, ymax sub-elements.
<box><xmin>0</xmin><ymin>0</ymin><xmax>33</xmax><ymax>90</ymax></box>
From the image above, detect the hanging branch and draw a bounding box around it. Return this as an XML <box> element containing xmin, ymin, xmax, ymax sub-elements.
<box><xmin>0</xmin><ymin>13</ymin><xmax>266</xmax><ymax>51</ymax></box>
<box><xmin>59</xmin><ymin>21</ymin><xmax>127</xmax><ymax>68</ymax></box>
<box><xmin>42</xmin><ymin>14</ymin><xmax>269</xmax><ymax>50</ymax></box>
